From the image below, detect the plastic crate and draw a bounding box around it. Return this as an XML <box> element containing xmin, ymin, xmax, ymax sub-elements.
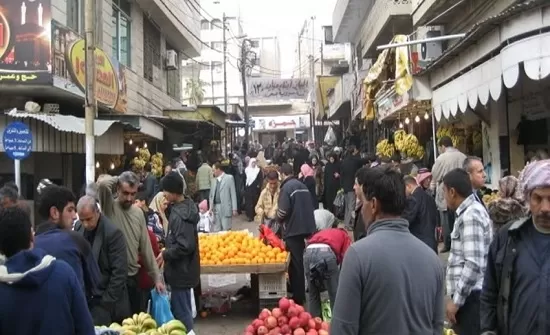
<box><xmin>258</xmin><ymin>272</ymin><xmax>286</xmax><ymax>299</ymax></box>
<box><xmin>259</xmin><ymin>297</ymin><xmax>280</xmax><ymax>311</ymax></box>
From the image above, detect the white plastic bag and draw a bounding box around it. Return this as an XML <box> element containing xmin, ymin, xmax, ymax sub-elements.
<box><xmin>190</xmin><ymin>288</ymin><xmax>197</xmax><ymax>319</ymax></box>
<box><xmin>324</xmin><ymin>126</ymin><xmax>337</xmax><ymax>146</ymax></box>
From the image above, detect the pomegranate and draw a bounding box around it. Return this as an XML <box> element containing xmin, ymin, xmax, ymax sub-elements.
<box><xmin>318</xmin><ymin>330</ymin><xmax>329</xmax><ymax>335</ymax></box>
<box><xmin>279</xmin><ymin>297</ymin><xmax>291</xmax><ymax>312</ymax></box>
<box><xmin>266</xmin><ymin>316</ymin><xmax>278</xmax><ymax>329</ymax></box>
<box><xmin>306</xmin><ymin>330</ymin><xmax>318</xmax><ymax>335</ymax></box>
<box><xmin>244</xmin><ymin>332</ymin><xmax>254</xmax><ymax>335</ymax></box>
<box><xmin>259</xmin><ymin>310</ymin><xmax>271</xmax><ymax>321</ymax></box>
<box><xmin>257</xmin><ymin>325</ymin><xmax>269</xmax><ymax>335</ymax></box>
<box><xmin>272</xmin><ymin>307</ymin><xmax>283</xmax><ymax>318</ymax></box>
<box><xmin>289</xmin><ymin>299</ymin><xmax>296</xmax><ymax>306</ymax></box>
<box><xmin>320</xmin><ymin>322</ymin><xmax>329</xmax><ymax>331</ymax></box>
<box><xmin>307</xmin><ymin>318</ymin><xmax>316</xmax><ymax>330</ymax></box>
<box><xmin>296</xmin><ymin>305</ymin><xmax>305</xmax><ymax>314</ymax></box>
<box><xmin>280</xmin><ymin>324</ymin><xmax>291</xmax><ymax>334</ymax></box>
<box><xmin>245</xmin><ymin>325</ymin><xmax>255</xmax><ymax>333</ymax></box>
<box><xmin>314</xmin><ymin>317</ymin><xmax>323</xmax><ymax>330</ymax></box>
<box><xmin>287</xmin><ymin>306</ymin><xmax>299</xmax><ymax>318</ymax></box>
<box><xmin>268</xmin><ymin>327</ymin><xmax>281</xmax><ymax>335</ymax></box>
<box><xmin>253</xmin><ymin>319</ymin><xmax>264</xmax><ymax>330</ymax></box>
<box><xmin>293</xmin><ymin>328</ymin><xmax>306</xmax><ymax>335</ymax></box>
<box><xmin>288</xmin><ymin>316</ymin><xmax>301</xmax><ymax>330</ymax></box>
<box><xmin>278</xmin><ymin>316</ymin><xmax>289</xmax><ymax>327</ymax></box>
<box><xmin>298</xmin><ymin>313</ymin><xmax>310</xmax><ymax>328</ymax></box>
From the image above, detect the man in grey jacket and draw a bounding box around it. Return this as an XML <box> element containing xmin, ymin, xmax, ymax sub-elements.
<box><xmin>331</xmin><ymin>166</ymin><xmax>444</xmax><ymax>335</ymax></box>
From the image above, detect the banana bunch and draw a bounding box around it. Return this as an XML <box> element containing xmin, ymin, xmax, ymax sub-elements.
<box><xmin>472</xmin><ymin>129</ymin><xmax>482</xmax><ymax>152</ymax></box>
<box><xmin>483</xmin><ymin>193</ymin><xmax>500</xmax><ymax>206</ymax></box>
<box><xmin>138</xmin><ymin>148</ymin><xmax>151</xmax><ymax>162</ymax></box>
<box><xmin>132</xmin><ymin>157</ymin><xmax>146</xmax><ymax>170</ymax></box>
<box><xmin>376</xmin><ymin>139</ymin><xmax>395</xmax><ymax>158</ymax></box>
<box><xmin>401</xmin><ymin>134</ymin><xmax>425</xmax><ymax>160</ymax></box>
<box><xmin>393</xmin><ymin>130</ymin><xmax>407</xmax><ymax>152</ymax></box>
<box><xmin>443</xmin><ymin>328</ymin><xmax>456</xmax><ymax>335</ymax></box>
<box><xmin>108</xmin><ymin>313</ymin><xmax>158</xmax><ymax>335</ymax></box>
<box><xmin>436</xmin><ymin>126</ymin><xmax>464</xmax><ymax>147</ymax></box>
<box><xmin>151</xmin><ymin>153</ymin><xmax>164</xmax><ymax>177</ymax></box>
<box><xmin>151</xmin><ymin>320</ymin><xmax>187</xmax><ymax>335</ymax></box>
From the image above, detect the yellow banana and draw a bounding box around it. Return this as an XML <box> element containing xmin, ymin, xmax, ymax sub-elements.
<box><xmin>164</xmin><ymin>320</ymin><xmax>186</xmax><ymax>333</ymax></box>
<box><xmin>122</xmin><ymin>318</ymin><xmax>135</xmax><ymax>327</ymax></box>
<box><xmin>141</xmin><ymin>318</ymin><xmax>157</xmax><ymax>330</ymax></box>
<box><xmin>169</xmin><ymin>330</ymin><xmax>186</xmax><ymax>335</ymax></box>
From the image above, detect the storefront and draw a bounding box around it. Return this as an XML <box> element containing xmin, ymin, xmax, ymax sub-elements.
<box><xmin>425</xmin><ymin>0</ymin><xmax>550</xmax><ymax>185</ymax></box>
<box><xmin>251</xmin><ymin>114</ymin><xmax>311</xmax><ymax>145</ymax></box>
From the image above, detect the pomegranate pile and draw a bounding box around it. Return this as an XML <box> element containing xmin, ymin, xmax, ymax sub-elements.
<box><xmin>244</xmin><ymin>297</ymin><xmax>330</xmax><ymax>335</ymax></box>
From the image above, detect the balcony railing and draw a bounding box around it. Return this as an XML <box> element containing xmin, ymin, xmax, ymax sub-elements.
<box><xmin>360</xmin><ymin>0</ymin><xmax>413</xmax><ymax>56</ymax></box>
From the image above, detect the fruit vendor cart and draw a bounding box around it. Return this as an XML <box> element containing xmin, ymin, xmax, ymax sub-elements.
<box><xmin>198</xmin><ymin>230</ymin><xmax>290</xmax><ymax>311</ymax></box>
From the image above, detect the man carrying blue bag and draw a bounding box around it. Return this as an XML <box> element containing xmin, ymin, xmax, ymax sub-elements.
<box><xmin>156</xmin><ymin>172</ymin><xmax>200</xmax><ymax>334</ymax></box>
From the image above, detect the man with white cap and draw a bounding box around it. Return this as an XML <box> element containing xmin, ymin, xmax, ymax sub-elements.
<box><xmin>481</xmin><ymin>160</ymin><xmax>550</xmax><ymax>335</ymax></box>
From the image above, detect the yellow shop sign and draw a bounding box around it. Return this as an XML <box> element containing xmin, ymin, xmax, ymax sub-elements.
<box><xmin>66</xmin><ymin>39</ymin><xmax>120</xmax><ymax>109</ymax></box>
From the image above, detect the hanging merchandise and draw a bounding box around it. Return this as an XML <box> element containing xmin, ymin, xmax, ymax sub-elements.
<box><xmin>376</xmin><ymin>139</ymin><xmax>396</xmax><ymax>158</ymax></box>
<box><xmin>324</xmin><ymin>126</ymin><xmax>337</xmax><ymax>146</ymax></box>
<box><xmin>436</xmin><ymin>126</ymin><xmax>465</xmax><ymax>147</ymax></box>
<box><xmin>393</xmin><ymin>130</ymin><xmax>425</xmax><ymax>160</ymax></box>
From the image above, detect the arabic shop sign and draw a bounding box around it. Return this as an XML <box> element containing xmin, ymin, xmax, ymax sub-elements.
<box><xmin>252</xmin><ymin>115</ymin><xmax>310</xmax><ymax>131</ymax></box>
<box><xmin>66</xmin><ymin>39</ymin><xmax>127</xmax><ymax>111</ymax></box>
<box><xmin>0</xmin><ymin>0</ymin><xmax>53</xmax><ymax>84</ymax></box>
<box><xmin>376</xmin><ymin>89</ymin><xmax>410</xmax><ymax>121</ymax></box>
<box><xmin>248</xmin><ymin>78</ymin><xmax>310</xmax><ymax>101</ymax></box>
<box><xmin>3</xmin><ymin>121</ymin><xmax>32</xmax><ymax>160</ymax></box>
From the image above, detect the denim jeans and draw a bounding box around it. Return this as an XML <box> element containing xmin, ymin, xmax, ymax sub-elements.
<box><xmin>303</xmin><ymin>244</ymin><xmax>339</xmax><ymax>318</ymax></box>
<box><xmin>171</xmin><ymin>289</ymin><xmax>194</xmax><ymax>332</ymax></box>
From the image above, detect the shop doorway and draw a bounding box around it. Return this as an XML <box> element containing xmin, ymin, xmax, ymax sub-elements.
<box><xmin>259</xmin><ymin>131</ymin><xmax>286</xmax><ymax>146</ymax></box>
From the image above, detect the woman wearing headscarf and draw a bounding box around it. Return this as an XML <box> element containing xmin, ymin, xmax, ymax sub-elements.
<box><xmin>300</xmin><ymin>163</ymin><xmax>319</xmax><ymax>209</ymax></box>
<box><xmin>487</xmin><ymin>176</ymin><xmax>527</xmax><ymax>232</ymax></box>
<box><xmin>323</xmin><ymin>152</ymin><xmax>341</xmax><ymax>213</ymax></box>
<box><xmin>149</xmin><ymin>191</ymin><xmax>169</xmax><ymax>238</ymax></box>
<box><xmin>310</xmin><ymin>154</ymin><xmax>324</xmax><ymax>204</ymax></box>
<box><xmin>244</xmin><ymin>158</ymin><xmax>263</xmax><ymax>221</ymax></box>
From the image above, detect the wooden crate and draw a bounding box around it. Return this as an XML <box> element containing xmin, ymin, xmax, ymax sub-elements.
<box><xmin>200</xmin><ymin>254</ymin><xmax>290</xmax><ymax>274</ymax></box>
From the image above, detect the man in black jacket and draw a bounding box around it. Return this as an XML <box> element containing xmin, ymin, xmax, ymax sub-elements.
<box><xmin>74</xmin><ymin>195</ymin><xmax>129</xmax><ymax>324</ymax></box>
<box><xmin>402</xmin><ymin>176</ymin><xmax>439</xmax><ymax>253</ymax></box>
<box><xmin>340</xmin><ymin>145</ymin><xmax>366</xmax><ymax>230</ymax></box>
<box><xmin>157</xmin><ymin>172</ymin><xmax>200</xmax><ymax>334</ymax></box>
<box><xmin>480</xmin><ymin>160</ymin><xmax>550</xmax><ymax>335</ymax></box>
<box><xmin>276</xmin><ymin>163</ymin><xmax>316</xmax><ymax>305</ymax></box>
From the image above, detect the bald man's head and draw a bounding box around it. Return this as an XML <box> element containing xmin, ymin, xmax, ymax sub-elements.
<box><xmin>77</xmin><ymin>195</ymin><xmax>100</xmax><ymax>231</ymax></box>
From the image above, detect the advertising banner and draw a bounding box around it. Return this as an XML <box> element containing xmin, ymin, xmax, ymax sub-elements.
<box><xmin>248</xmin><ymin>78</ymin><xmax>310</xmax><ymax>101</ymax></box>
<box><xmin>52</xmin><ymin>22</ymin><xmax>127</xmax><ymax>113</ymax></box>
<box><xmin>0</xmin><ymin>0</ymin><xmax>52</xmax><ymax>84</ymax></box>
<box><xmin>252</xmin><ymin>115</ymin><xmax>310</xmax><ymax>131</ymax></box>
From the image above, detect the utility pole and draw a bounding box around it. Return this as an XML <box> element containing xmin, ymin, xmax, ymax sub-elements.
<box><xmin>84</xmin><ymin>0</ymin><xmax>96</xmax><ymax>185</ymax></box>
<box><xmin>320</xmin><ymin>43</ymin><xmax>324</xmax><ymax>75</ymax></box>
<box><xmin>239</xmin><ymin>39</ymin><xmax>256</xmax><ymax>147</ymax></box>
<box><xmin>210</xmin><ymin>62</ymin><xmax>214</xmax><ymax>104</ymax></box>
<box><xmin>223</xmin><ymin>12</ymin><xmax>228</xmax><ymax>117</ymax></box>
<box><xmin>309</xmin><ymin>16</ymin><xmax>316</xmax><ymax>143</ymax></box>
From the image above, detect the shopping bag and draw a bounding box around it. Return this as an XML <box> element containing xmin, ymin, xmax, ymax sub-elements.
<box><xmin>150</xmin><ymin>289</ymin><xmax>174</xmax><ymax>325</ymax></box>
<box><xmin>190</xmin><ymin>288</ymin><xmax>197</xmax><ymax>319</ymax></box>
<box><xmin>333</xmin><ymin>190</ymin><xmax>345</xmax><ymax>220</ymax></box>
<box><xmin>321</xmin><ymin>299</ymin><xmax>332</xmax><ymax>322</ymax></box>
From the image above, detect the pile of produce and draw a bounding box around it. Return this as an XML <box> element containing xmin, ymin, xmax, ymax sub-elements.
<box><xmin>436</xmin><ymin>126</ymin><xmax>464</xmax><ymax>147</ymax></box>
<box><xmin>375</xmin><ymin>139</ymin><xmax>395</xmax><ymax>158</ymax></box>
<box><xmin>393</xmin><ymin>130</ymin><xmax>424</xmax><ymax>160</ymax></box>
<box><xmin>482</xmin><ymin>192</ymin><xmax>500</xmax><ymax>205</ymax></box>
<box><xmin>199</xmin><ymin>231</ymin><xmax>288</xmax><ymax>266</ymax></box>
<box><xmin>443</xmin><ymin>328</ymin><xmax>457</xmax><ymax>335</ymax></box>
<box><xmin>244</xmin><ymin>297</ymin><xmax>330</xmax><ymax>335</ymax></box>
<box><xmin>97</xmin><ymin>313</ymin><xmax>187</xmax><ymax>335</ymax></box>
<box><xmin>131</xmin><ymin>149</ymin><xmax>164</xmax><ymax>177</ymax></box>
<box><xmin>471</xmin><ymin>129</ymin><xmax>482</xmax><ymax>152</ymax></box>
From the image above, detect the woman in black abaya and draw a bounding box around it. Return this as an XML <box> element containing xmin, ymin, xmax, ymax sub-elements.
<box><xmin>323</xmin><ymin>152</ymin><xmax>341</xmax><ymax>213</ymax></box>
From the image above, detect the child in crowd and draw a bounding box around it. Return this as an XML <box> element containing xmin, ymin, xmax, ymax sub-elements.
<box><xmin>198</xmin><ymin>200</ymin><xmax>212</xmax><ymax>233</ymax></box>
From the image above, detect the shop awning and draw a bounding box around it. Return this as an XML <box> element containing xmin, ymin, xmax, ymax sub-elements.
<box><xmin>315</xmin><ymin>76</ymin><xmax>340</xmax><ymax>119</ymax></box>
<box><xmin>433</xmin><ymin>31</ymin><xmax>550</xmax><ymax>121</ymax></box>
<box><xmin>363</xmin><ymin>34</ymin><xmax>413</xmax><ymax>120</ymax></box>
<box><xmin>98</xmin><ymin>114</ymin><xmax>164</xmax><ymax>140</ymax></box>
<box><xmin>162</xmin><ymin>105</ymin><xmax>227</xmax><ymax>129</ymax></box>
<box><xmin>5</xmin><ymin>109</ymin><xmax>136</xmax><ymax>136</ymax></box>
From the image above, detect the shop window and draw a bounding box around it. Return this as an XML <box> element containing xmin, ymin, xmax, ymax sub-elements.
<box><xmin>143</xmin><ymin>15</ymin><xmax>161</xmax><ymax>83</ymax></box>
<box><xmin>112</xmin><ymin>0</ymin><xmax>131</xmax><ymax>67</ymax></box>
<box><xmin>166</xmin><ymin>43</ymin><xmax>181</xmax><ymax>101</ymax></box>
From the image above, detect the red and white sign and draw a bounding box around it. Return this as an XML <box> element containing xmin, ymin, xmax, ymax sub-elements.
<box><xmin>252</xmin><ymin>115</ymin><xmax>310</xmax><ymax>131</ymax></box>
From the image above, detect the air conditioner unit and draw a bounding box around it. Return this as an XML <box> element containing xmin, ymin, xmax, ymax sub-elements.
<box><xmin>419</xmin><ymin>29</ymin><xmax>443</xmax><ymax>62</ymax></box>
<box><xmin>165</xmin><ymin>50</ymin><xmax>178</xmax><ymax>70</ymax></box>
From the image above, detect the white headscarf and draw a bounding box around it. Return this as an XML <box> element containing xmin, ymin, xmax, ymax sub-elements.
<box><xmin>245</xmin><ymin>158</ymin><xmax>260</xmax><ymax>186</ymax></box>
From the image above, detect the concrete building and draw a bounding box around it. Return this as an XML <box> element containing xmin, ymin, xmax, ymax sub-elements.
<box><xmin>247</xmin><ymin>36</ymin><xmax>282</xmax><ymax>78</ymax></box>
<box><xmin>0</xmin><ymin>0</ymin><xmax>202</xmax><ymax>198</ymax></box>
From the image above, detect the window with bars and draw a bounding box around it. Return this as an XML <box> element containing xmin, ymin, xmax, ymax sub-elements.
<box><xmin>112</xmin><ymin>0</ymin><xmax>131</xmax><ymax>67</ymax></box>
<box><xmin>166</xmin><ymin>42</ymin><xmax>181</xmax><ymax>101</ymax></box>
<box><xmin>143</xmin><ymin>15</ymin><xmax>161</xmax><ymax>83</ymax></box>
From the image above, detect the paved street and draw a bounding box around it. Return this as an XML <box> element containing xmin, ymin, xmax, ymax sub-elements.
<box><xmin>193</xmin><ymin>215</ymin><xmax>450</xmax><ymax>334</ymax></box>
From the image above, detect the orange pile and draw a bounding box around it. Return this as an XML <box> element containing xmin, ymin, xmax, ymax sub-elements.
<box><xmin>199</xmin><ymin>231</ymin><xmax>288</xmax><ymax>266</ymax></box>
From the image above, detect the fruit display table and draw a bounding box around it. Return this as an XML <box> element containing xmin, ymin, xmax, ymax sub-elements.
<box><xmin>198</xmin><ymin>230</ymin><xmax>290</xmax><ymax>310</ymax></box>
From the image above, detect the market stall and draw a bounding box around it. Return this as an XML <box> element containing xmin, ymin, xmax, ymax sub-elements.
<box><xmin>198</xmin><ymin>230</ymin><xmax>290</xmax><ymax>312</ymax></box>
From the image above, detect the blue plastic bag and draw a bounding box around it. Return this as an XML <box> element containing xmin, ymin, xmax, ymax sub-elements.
<box><xmin>151</xmin><ymin>289</ymin><xmax>174</xmax><ymax>325</ymax></box>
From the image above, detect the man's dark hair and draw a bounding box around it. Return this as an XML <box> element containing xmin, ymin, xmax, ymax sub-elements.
<box><xmin>403</xmin><ymin>175</ymin><xmax>418</xmax><ymax>186</ymax></box>
<box><xmin>135</xmin><ymin>192</ymin><xmax>148</xmax><ymax>202</ymax></box>
<box><xmin>438</xmin><ymin>136</ymin><xmax>454</xmax><ymax>148</ymax></box>
<box><xmin>0</xmin><ymin>207</ymin><xmax>33</xmax><ymax>257</ymax></box>
<box><xmin>144</xmin><ymin>162</ymin><xmax>152</xmax><ymax>172</ymax></box>
<box><xmin>280</xmin><ymin>163</ymin><xmax>293</xmax><ymax>176</ymax></box>
<box><xmin>37</xmin><ymin>185</ymin><xmax>77</xmax><ymax>220</ymax></box>
<box><xmin>442</xmin><ymin>168</ymin><xmax>473</xmax><ymax>199</ymax></box>
<box><xmin>463</xmin><ymin>156</ymin><xmax>482</xmax><ymax>172</ymax></box>
<box><xmin>213</xmin><ymin>162</ymin><xmax>222</xmax><ymax>170</ymax></box>
<box><xmin>266</xmin><ymin>171</ymin><xmax>279</xmax><ymax>180</ymax></box>
<box><xmin>161</xmin><ymin>171</ymin><xmax>184</xmax><ymax>195</ymax></box>
<box><xmin>0</xmin><ymin>186</ymin><xmax>19</xmax><ymax>206</ymax></box>
<box><xmin>4</xmin><ymin>181</ymin><xmax>18</xmax><ymax>193</ymax></box>
<box><xmin>118</xmin><ymin>171</ymin><xmax>140</xmax><ymax>187</ymax></box>
<box><xmin>355</xmin><ymin>166</ymin><xmax>406</xmax><ymax>216</ymax></box>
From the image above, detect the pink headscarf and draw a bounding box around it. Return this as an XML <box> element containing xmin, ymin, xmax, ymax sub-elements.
<box><xmin>300</xmin><ymin>164</ymin><xmax>315</xmax><ymax>178</ymax></box>
<box><xmin>198</xmin><ymin>199</ymin><xmax>208</xmax><ymax>212</ymax></box>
